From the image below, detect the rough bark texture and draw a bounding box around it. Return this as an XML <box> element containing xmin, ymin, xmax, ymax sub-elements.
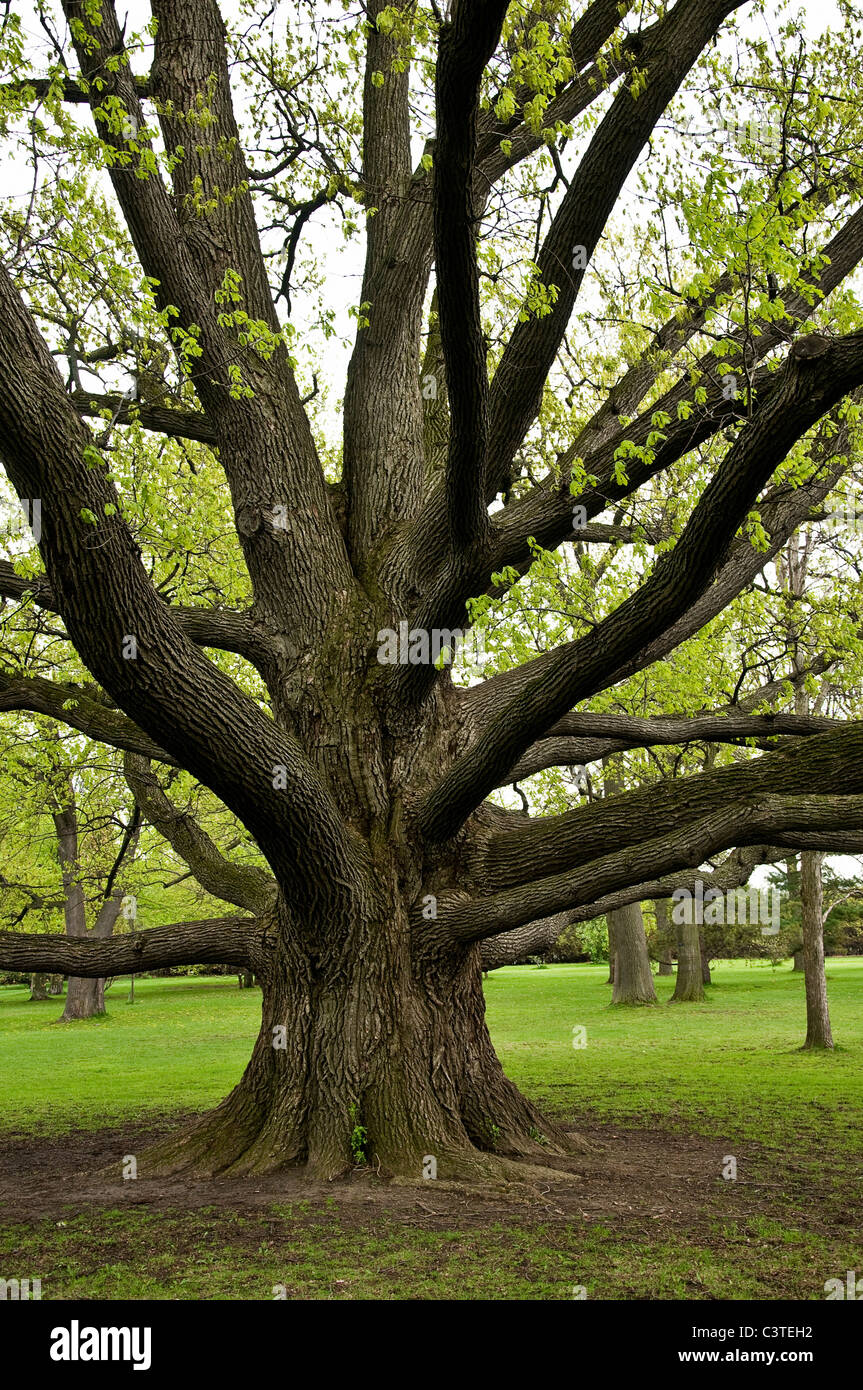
<box><xmin>137</xmin><ymin>914</ymin><xmax>571</xmax><ymax>1182</ymax></box>
<box><xmin>672</xmin><ymin>919</ymin><xmax>705</xmax><ymax>1002</ymax></box>
<box><xmin>700</xmin><ymin>937</ymin><xmax>712</xmax><ymax>986</ymax></box>
<box><xmin>800</xmin><ymin>852</ymin><xmax>834</xmax><ymax>1050</ymax></box>
<box><xmin>63</xmin><ymin>975</ymin><xmax>106</xmax><ymax>1020</ymax></box>
<box><xmin>609</xmin><ymin>902</ymin><xmax>657</xmax><ymax>1005</ymax></box>
<box><xmin>654</xmin><ymin>898</ymin><xmax>674</xmax><ymax>975</ymax></box>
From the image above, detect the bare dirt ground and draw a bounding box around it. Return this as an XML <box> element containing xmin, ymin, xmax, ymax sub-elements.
<box><xmin>0</xmin><ymin>1112</ymin><xmax>857</xmax><ymax>1239</ymax></box>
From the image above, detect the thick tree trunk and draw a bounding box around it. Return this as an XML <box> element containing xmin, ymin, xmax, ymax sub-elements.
<box><xmin>792</xmin><ymin>946</ymin><xmax>805</xmax><ymax>972</ymax></box>
<box><xmin>62</xmin><ymin>975</ymin><xmax>106</xmax><ymax>1020</ymax></box>
<box><xmin>800</xmin><ymin>851</ymin><xmax>833</xmax><ymax>1050</ymax></box>
<box><xmin>608</xmin><ymin>901</ymin><xmax>657</xmax><ymax>1005</ymax></box>
<box><xmin>47</xmin><ymin>973</ymin><xmax>64</xmax><ymax>995</ymax></box>
<box><xmin>654</xmin><ymin>898</ymin><xmax>674</xmax><ymax>974</ymax></box>
<box><xmin>672</xmin><ymin>918</ymin><xmax>705</xmax><ymax>1001</ymax></box>
<box><xmin>29</xmin><ymin>972</ymin><xmax>49</xmax><ymax>1001</ymax></box>
<box><xmin>134</xmin><ymin>904</ymin><xmax>576</xmax><ymax>1182</ymax></box>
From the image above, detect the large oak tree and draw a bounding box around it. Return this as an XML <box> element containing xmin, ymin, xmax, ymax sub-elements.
<box><xmin>2</xmin><ymin>0</ymin><xmax>863</xmax><ymax>1179</ymax></box>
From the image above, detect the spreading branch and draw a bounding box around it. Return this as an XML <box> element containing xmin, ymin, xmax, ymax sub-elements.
<box><xmin>434</xmin><ymin>0</ymin><xmax>509</xmax><ymax>550</ymax></box>
<box><xmin>0</xmin><ymin>916</ymin><xmax>264</xmax><ymax>977</ymax></box>
<box><xmin>419</xmin><ymin>330</ymin><xmax>863</xmax><ymax>841</ymax></box>
<box><xmin>124</xmin><ymin>754</ymin><xmax>277</xmax><ymax>914</ymax></box>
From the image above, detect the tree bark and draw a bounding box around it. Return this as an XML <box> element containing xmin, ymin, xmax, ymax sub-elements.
<box><xmin>29</xmin><ymin>972</ymin><xmax>49</xmax><ymax>1001</ymax></box>
<box><xmin>672</xmin><ymin>918</ymin><xmax>705</xmax><ymax>1002</ymax></box>
<box><xmin>700</xmin><ymin>935</ymin><xmax>712</xmax><ymax>985</ymax></box>
<box><xmin>609</xmin><ymin>901</ymin><xmax>657</xmax><ymax>1005</ymax></box>
<box><xmin>62</xmin><ymin>975</ymin><xmax>106</xmax><ymax>1021</ymax></box>
<box><xmin>135</xmin><ymin>907</ymin><xmax>572</xmax><ymax>1182</ymax></box>
<box><xmin>654</xmin><ymin>898</ymin><xmax>674</xmax><ymax>974</ymax></box>
<box><xmin>47</xmin><ymin>973</ymin><xmax>64</xmax><ymax>995</ymax></box>
<box><xmin>800</xmin><ymin>851</ymin><xmax>834</xmax><ymax>1050</ymax></box>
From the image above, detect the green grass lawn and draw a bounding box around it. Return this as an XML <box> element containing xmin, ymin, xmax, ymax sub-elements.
<box><xmin>490</xmin><ymin>959</ymin><xmax>863</xmax><ymax>1155</ymax></box>
<box><xmin>2</xmin><ymin>960</ymin><xmax>861</xmax><ymax>1151</ymax></box>
<box><xmin>1</xmin><ymin>960</ymin><xmax>861</xmax><ymax>1299</ymax></box>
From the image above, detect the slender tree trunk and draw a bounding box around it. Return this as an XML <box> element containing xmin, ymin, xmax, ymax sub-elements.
<box><xmin>700</xmin><ymin>935</ymin><xmax>712</xmax><ymax>985</ymax></box>
<box><xmin>29</xmin><ymin>972</ymin><xmax>49</xmax><ymax>1001</ymax></box>
<box><xmin>606</xmin><ymin>914</ymin><xmax>616</xmax><ymax>984</ymax></box>
<box><xmin>672</xmin><ymin>917</ymin><xmax>705</xmax><ymax>1001</ymax></box>
<box><xmin>654</xmin><ymin>898</ymin><xmax>674</xmax><ymax>975</ymax></box>
<box><xmin>800</xmin><ymin>851</ymin><xmax>834</xmax><ymax>1050</ymax></box>
<box><xmin>787</xmin><ymin>856</ymin><xmax>806</xmax><ymax>969</ymax></box>
<box><xmin>48</xmin><ymin>781</ymin><xmax>110</xmax><ymax>1022</ymax></box>
<box><xmin>609</xmin><ymin>901</ymin><xmax>657</xmax><ymax>1005</ymax></box>
<box><xmin>48</xmin><ymin>763</ymin><xmax>137</xmax><ymax>1021</ymax></box>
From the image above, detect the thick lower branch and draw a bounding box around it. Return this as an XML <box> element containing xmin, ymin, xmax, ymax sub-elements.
<box><xmin>436</xmin><ymin>793</ymin><xmax>863</xmax><ymax>943</ymax></box>
<box><xmin>0</xmin><ymin>917</ymin><xmax>264</xmax><ymax>977</ymax></box>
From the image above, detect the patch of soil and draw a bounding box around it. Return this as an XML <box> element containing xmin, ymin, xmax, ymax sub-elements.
<box><xmin>0</xmin><ymin>1112</ymin><xmax>858</xmax><ymax>1241</ymax></box>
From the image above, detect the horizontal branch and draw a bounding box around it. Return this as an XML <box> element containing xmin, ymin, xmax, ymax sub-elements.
<box><xmin>480</xmin><ymin>910</ymin><xmax>573</xmax><ymax>970</ymax></box>
<box><xmin>0</xmin><ymin>74</ymin><xmax>152</xmax><ymax>102</ymax></box>
<box><xmin>565</xmin><ymin>844</ymin><xmax>786</xmax><ymax>927</ymax></box>
<box><xmin>0</xmin><ymin>560</ymin><xmax>271</xmax><ymax>665</ymax></box>
<box><xmin>69</xmin><ymin>390</ymin><xmax>216</xmax><ymax>445</ymax></box>
<box><xmin>483</xmin><ymin>718</ymin><xmax>863</xmax><ymax>895</ymax></box>
<box><xmin>0</xmin><ymin>670</ymin><xmax>174</xmax><ymax>763</ymax></box>
<box><xmin>437</xmin><ymin>793</ymin><xmax>863</xmax><ymax>943</ymax></box>
<box><xmin>481</xmin><ymin>834</ymin><xmax>863</xmax><ymax>965</ymax></box>
<box><xmin>503</xmin><ymin>712</ymin><xmax>842</xmax><ymax>782</ymax></box>
<box><xmin>0</xmin><ymin>916</ymin><xmax>263</xmax><ymax>977</ymax></box>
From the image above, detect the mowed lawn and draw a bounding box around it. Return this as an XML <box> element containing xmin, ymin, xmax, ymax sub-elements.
<box><xmin>1</xmin><ymin>961</ymin><xmax>861</xmax><ymax>1300</ymax></box>
<box><xmin>2</xmin><ymin>961</ymin><xmax>862</xmax><ymax>1152</ymax></box>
